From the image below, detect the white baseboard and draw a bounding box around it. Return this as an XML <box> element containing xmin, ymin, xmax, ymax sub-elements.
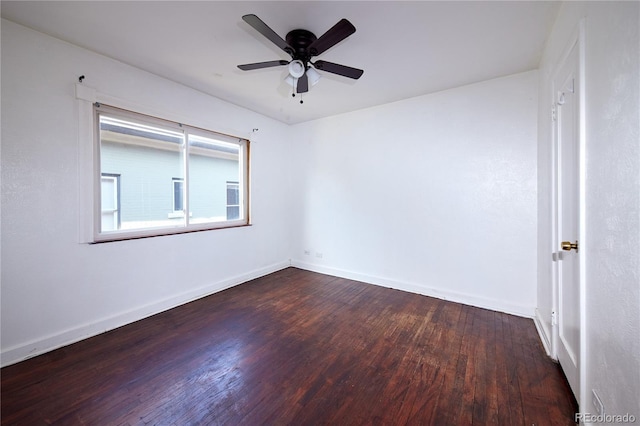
<box><xmin>534</xmin><ymin>308</ymin><xmax>555</xmax><ymax>359</ymax></box>
<box><xmin>291</xmin><ymin>260</ymin><xmax>535</xmax><ymax>318</ymax></box>
<box><xmin>1</xmin><ymin>260</ymin><xmax>291</xmax><ymax>367</ymax></box>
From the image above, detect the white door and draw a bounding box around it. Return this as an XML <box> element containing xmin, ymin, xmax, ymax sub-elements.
<box><xmin>554</xmin><ymin>41</ymin><xmax>581</xmax><ymax>402</ymax></box>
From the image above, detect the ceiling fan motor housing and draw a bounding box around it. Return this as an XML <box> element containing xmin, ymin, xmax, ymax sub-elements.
<box><xmin>285</xmin><ymin>29</ymin><xmax>318</xmax><ymax>63</ymax></box>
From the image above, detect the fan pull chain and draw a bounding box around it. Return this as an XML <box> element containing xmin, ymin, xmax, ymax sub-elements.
<box><xmin>290</xmin><ymin>79</ymin><xmax>303</xmax><ymax>104</ymax></box>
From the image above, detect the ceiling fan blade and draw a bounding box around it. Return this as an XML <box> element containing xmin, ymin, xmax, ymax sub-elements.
<box><xmin>308</xmin><ymin>19</ymin><xmax>356</xmax><ymax>57</ymax></box>
<box><xmin>242</xmin><ymin>14</ymin><xmax>293</xmax><ymax>55</ymax></box>
<box><xmin>297</xmin><ymin>73</ymin><xmax>309</xmax><ymax>93</ymax></box>
<box><xmin>238</xmin><ymin>60</ymin><xmax>289</xmax><ymax>71</ymax></box>
<box><xmin>314</xmin><ymin>60</ymin><xmax>364</xmax><ymax>79</ymax></box>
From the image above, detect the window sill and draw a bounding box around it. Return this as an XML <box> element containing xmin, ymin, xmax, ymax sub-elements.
<box><xmin>91</xmin><ymin>222</ymin><xmax>252</xmax><ymax>244</ymax></box>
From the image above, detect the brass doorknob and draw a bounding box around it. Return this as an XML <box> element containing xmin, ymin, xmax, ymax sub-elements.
<box><xmin>561</xmin><ymin>241</ymin><xmax>579</xmax><ymax>251</ymax></box>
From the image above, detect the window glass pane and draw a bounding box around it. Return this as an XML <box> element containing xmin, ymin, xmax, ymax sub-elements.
<box><xmin>226</xmin><ymin>206</ymin><xmax>240</xmax><ymax>220</ymax></box>
<box><xmin>226</xmin><ymin>181</ymin><xmax>240</xmax><ymax>220</ymax></box>
<box><xmin>101</xmin><ymin>175</ymin><xmax>119</xmax><ymax>231</ymax></box>
<box><xmin>226</xmin><ymin>183</ymin><xmax>239</xmax><ymax>206</ymax></box>
<box><xmin>99</xmin><ymin>114</ymin><xmax>185</xmax><ymax>232</ymax></box>
<box><xmin>188</xmin><ymin>134</ymin><xmax>242</xmax><ymax>224</ymax></box>
<box><xmin>173</xmin><ymin>178</ymin><xmax>184</xmax><ymax>212</ymax></box>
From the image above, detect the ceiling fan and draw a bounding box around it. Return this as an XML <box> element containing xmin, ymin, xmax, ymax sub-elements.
<box><xmin>237</xmin><ymin>14</ymin><xmax>364</xmax><ymax>96</ymax></box>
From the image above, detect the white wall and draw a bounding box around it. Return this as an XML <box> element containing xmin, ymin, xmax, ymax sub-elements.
<box><xmin>537</xmin><ymin>1</ymin><xmax>639</xmax><ymax>415</ymax></box>
<box><xmin>290</xmin><ymin>71</ymin><xmax>539</xmax><ymax>317</ymax></box>
<box><xmin>1</xmin><ymin>20</ymin><xmax>292</xmax><ymax>366</ymax></box>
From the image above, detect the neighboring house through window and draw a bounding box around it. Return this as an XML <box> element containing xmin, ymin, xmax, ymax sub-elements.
<box><xmin>226</xmin><ymin>181</ymin><xmax>240</xmax><ymax>220</ymax></box>
<box><xmin>94</xmin><ymin>103</ymin><xmax>249</xmax><ymax>242</ymax></box>
<box><xmin>100</xmin><ymin>173</ymin><xmax>120</xmax><ymax>231</ymax></box>
<box><xmin>172</xmin><ymin>178</ymin><xmax>184</xmax><ymax>213</ymax></box>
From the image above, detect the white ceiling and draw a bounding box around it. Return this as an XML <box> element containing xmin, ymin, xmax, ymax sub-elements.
<box><xmin>1</xmin><ymin>1</ymin><xmax>559</xmax><ymax>124</ymax></box>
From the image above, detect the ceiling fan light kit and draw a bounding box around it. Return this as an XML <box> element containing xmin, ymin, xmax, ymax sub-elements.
<box><xmin>306</xmin><ymin>67</ymin><xmax>321</xmax><ymax>86</ymax></box>
<box><xmin>288</xmin><ymin>60</ymin><xmax>305</xmax><ymax>78</ymax></box>
<box><xmin>237</xmin><ymin>14</ymin><xmax>364</xmax><ymax>101</ymax></box>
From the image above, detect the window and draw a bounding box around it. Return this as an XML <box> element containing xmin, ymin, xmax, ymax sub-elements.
<box><xmin>172</xmin><ymin>178</ymin><xmax>184</xmax><ymax>212</ymax></box>
<box><xmin>100</xmin><ymin>174</ymin><xmax>120</xmax><ymax>231</ymax></box>
<box><xmin>226</xmin><ymin>181</ymin><xmax>240</xmax><ymax>220</ymax></box>
<box><xmin>95</xmin><ymin>103</ymin><xmax>249</xmax><ymax>242</ymax></box>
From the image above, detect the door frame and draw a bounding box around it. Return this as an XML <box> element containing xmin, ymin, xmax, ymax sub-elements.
<box><xmin>550</xmin><ymin>19</ymin><xmax>587</xmax><ymax>408</ymax></box>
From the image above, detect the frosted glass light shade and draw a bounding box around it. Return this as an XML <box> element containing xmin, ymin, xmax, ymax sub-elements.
<box><xmin>288</xmin><ymin>60</ymin><xmax>305</xmax><ymax>78</ymax></box>
<box><xmin>307</xmin><ymin>67</ymin><xmax>321</xmax><ymax>86</ymax></box>
<box><xmin>285</xmin><ymin>75</ymin><xmax>297</xmax><ymax>87</ymax></box>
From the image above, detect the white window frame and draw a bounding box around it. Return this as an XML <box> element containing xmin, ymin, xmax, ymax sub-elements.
<box><xmin>93</xmin><ymin>103</ymin><xmax>250</xmax><ymax>242</ymax></box>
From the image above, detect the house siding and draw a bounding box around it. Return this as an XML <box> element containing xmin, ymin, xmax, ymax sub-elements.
<box><xmin>101</xmin><ymin>141</ymin><xmax>238</xmax><ymax>226</ymax></box>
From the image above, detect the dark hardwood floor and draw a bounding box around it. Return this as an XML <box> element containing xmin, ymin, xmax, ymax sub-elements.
<box><xmin>2</xmin><ymin>268</ymin><xmax>577</xmax><ymax>425</ymax></box>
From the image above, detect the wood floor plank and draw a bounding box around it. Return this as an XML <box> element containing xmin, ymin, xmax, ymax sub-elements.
<box><xmin>1</xmin><ymin>268</ymin><xmax>577</xmax><ymax>425</ymax></box>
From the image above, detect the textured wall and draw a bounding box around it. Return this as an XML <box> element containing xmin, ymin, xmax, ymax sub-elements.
<box><xmin>584</xmin><ymin>1</ymin><xmax>640</xmax><ymax>417</ymax></box>
<box><xmin>290</xmin><ymin>71</ymin><xmax>539</xmax><ymax>316</ymax></box>
<box><xmin>1</xmin><ymin>20</ymin><xmax>292</xmax><ymax>366</ymax></box>
<box><xmin>537</xmin><ymin>1</ymin><xmax>640</xmax><ymax>415</ymax></box>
